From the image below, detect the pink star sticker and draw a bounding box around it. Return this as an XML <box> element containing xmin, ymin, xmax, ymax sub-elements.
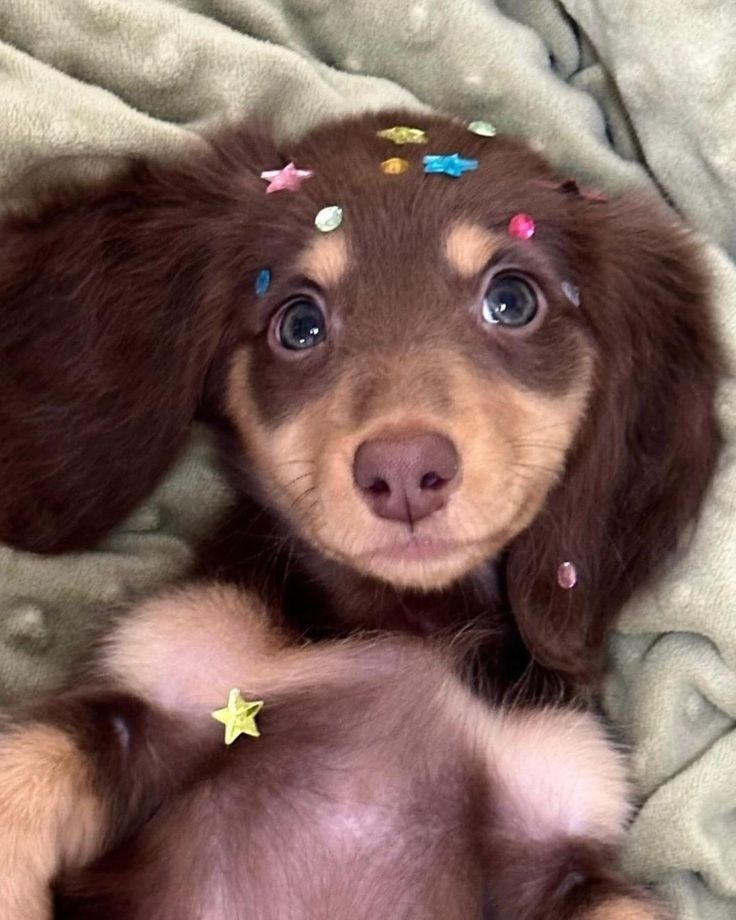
<box><xmin>260</xmin><ymin>162</ymin><xmax>314</xmax><ymax>193</ymax></box>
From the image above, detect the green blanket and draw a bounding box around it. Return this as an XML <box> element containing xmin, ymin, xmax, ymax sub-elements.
<box><xmin>1</xmin><ymin>2</ymin><xmax>734</xmax><ymax>916</ymax></box>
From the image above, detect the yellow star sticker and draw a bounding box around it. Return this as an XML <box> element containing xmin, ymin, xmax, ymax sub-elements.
<box><xmin>212</xmin><ymin>689</ymin><xmax>264</xmax><ymax>745</ymax></box>
<box><xmin>376</xmin><ymin>126</ymin><xmax>428</xmax><ymax>145</ymax></box>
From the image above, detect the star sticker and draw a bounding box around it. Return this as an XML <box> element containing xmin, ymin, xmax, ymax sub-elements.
<box><xmin>260</xmin><ymin>162</ymin><xmax>313</xmax><ymax>193</ymax></box>
<box><xmin>212</xmin><ymin>688</ymin><xmax>264</xmax><ymax>745</ymax></box>
<box><xmin>376</xmin><ymin>126</ymin><xmax>427</xmax><ymax>145</ymax></box>
<box><xmin>422</xmin><ymin>153</ymin><xmax>479</xmax><ymax>178</ymax></box>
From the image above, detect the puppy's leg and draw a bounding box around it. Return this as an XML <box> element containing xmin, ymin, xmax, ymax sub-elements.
<box><xmin>476</xmin><ymin>706</ymin><xmax>672</xmax><ymax>920</ymax></box>
<box><xmin>0</xmin><ymin>690</ymin><xmax>199</xmax><ymax>920</ymax></box>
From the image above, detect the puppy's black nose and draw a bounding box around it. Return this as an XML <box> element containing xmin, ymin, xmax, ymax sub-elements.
<box><xmin>353</xmin><ymin>432</ymin><xmax>460</xmax><ymax>525</ymax></box>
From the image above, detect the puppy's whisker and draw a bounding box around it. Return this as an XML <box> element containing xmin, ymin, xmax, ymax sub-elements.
<box><xmin>285</xmin><ymin>472</ymin><xmax>313</xmax><ymax>489</ymax></box>
<box><xmin>511</xmin><ymin>441</ymin><xmax>568</xmax><ymax>452</ymax></box>
<box><xmin>513</xmin><ymin>461</ymin><xmax>564</xmax><ymax>478</ymax></box>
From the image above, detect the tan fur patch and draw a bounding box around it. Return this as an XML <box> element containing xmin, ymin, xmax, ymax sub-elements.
<box><xmin>444</xmin><ymin>222</ymin><xmax>503</xmax><ymax>277</ymax></box>
<box><xmin>0</xmin><ymin>725</ymin><xmax>103</xmax><ymax>917</ymax></box>
<box><xmin>103</xmin><ymin>583</ymin><xmax>371</xmax><ymax>717</ymax></box>
<box><xmin>297</xmin><ymin>232</ymin><xmax>349</xmax><ymax>287</ymax></box>
<box><xmin>586</xmin><ymin>899</ymin><xmax>668</xmax><ymax>920</ymax></box>
<box><xmin>470</xmin><ymin>704</ymin><xmax>631</xmax><ymax>844</ymax></box>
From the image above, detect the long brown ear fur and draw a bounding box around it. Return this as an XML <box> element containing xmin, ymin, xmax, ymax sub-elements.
<box><xmin>0</xmin><ymin>131</ymin><xmax>278</xmax><ymax>552</ymax></box>
<box><xmin>506</xmin><ymin>195</ymin><xmax>723</xmax><ymax>689</ymax></box>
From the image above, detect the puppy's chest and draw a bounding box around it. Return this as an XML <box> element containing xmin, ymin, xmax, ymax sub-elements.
<box><xmin>156</xmin><ymin>761</ymin><xmax>469</xmax><ymax>920</ymax></box>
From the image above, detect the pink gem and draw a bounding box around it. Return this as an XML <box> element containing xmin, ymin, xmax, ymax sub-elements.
<box><xmin>260</xmin><ymin>162</ymin><xmax>314</xmax><ymax>193</ymax></box>
<box><xmin>508</xmin><ymin>213</ymin><xmax>536</xmax><ymax>240</ymax></box>
<box><xmin>557</xmin><ymin>561</ymin><xmax>577</xmax><ymax>590</ymax></box>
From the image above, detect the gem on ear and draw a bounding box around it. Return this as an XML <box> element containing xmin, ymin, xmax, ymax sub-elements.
<box><xmin>508</xmin><ymin>213</ymin><xmax>536</xmax><ymax>240</ymax></box>
<box><xmin>557</xmin><ymin>561</ymin><xmax>578</xmax><ymax>590</ymax></box>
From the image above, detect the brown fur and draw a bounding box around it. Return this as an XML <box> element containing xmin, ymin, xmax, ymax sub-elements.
<box><xmin>0</xmin><ymin>584</ymin><xmax>670</xmax><ymax>920</ymax></box>
<box><xmin>0</xmin><ymin>110</ymin><xmax>721</xmax><ymax>698</ymax></box>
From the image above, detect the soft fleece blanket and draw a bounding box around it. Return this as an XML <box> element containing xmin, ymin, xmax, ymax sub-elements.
<box><xmin>0</xmin><ymin>2</ymin><xmax>734</xmax><ymax>917</ymax></box>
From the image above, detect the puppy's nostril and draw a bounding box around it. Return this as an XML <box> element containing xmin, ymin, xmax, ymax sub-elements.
<box><xmin>368</xmin><ymin>478</ymin><xmax>390</xmax><ymax>495</ymax></box>
<box><xmin>420</xmin><ymin>471</ymin><xmax>445</xmax><ymax>491</ymax></box>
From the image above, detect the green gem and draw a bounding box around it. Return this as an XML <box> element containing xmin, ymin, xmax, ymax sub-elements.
<box><xmin>314</xmin><ymin>205</ymin><xmax>343</xmax><ymax>233</ymax></box>
<box><xmin>468</xmin><ymin>120</ymin><xmax>497</xmax><ymax>137</ymax></box>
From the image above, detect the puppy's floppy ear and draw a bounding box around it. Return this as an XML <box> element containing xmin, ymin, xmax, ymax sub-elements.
<box><xmin>506</xmin><ymin>195</ymin><xmax>722</xmax><ymax>690</ymax></box>
<box><xmin>0</xmin><ymin>131</ymin><xmax>278</xmax><ymax>552</ymax></box>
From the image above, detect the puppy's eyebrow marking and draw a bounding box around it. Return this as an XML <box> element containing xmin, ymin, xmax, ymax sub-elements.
<box><xmin>444</xmin><ymin>222</ymin><xmax>503</xmax><ymax>278</ymax></box>
<box><xmin>297</xmin><ymin>233</ymin><xmax>349</xmax><ymax>288</ymax></box>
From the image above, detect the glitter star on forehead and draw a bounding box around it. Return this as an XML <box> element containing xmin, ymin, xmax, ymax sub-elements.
<box><xmin>423</xmin><ymin>153</ymin><xmax>478</xmax><ymax>178</ymax></box>
<box><xmin>212</xmin><ymin>688</ymin><xmax>263</xmax><ymax>745</ymax></box>
<box><xmin>377</xmin><ymin>126</ymin><xmax>428</xmax><ymax>145</ymax></box>
<box><xmin>260</xmin><ymin>162</ymin><xmax>313</xmax><ymax>194</ymax></box>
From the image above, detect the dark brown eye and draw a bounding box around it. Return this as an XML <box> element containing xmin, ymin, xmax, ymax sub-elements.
<box><xmin>276</xmin><ymin>299</ymin><xmax>327</xmax><ymax>351</ymax></box>
<box><xmin>482</xmin><ymin>275</ymin><xmax>538</xmax><ymax>327</ymax></box>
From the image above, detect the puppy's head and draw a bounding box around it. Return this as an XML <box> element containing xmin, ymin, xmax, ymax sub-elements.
<box><xmin>206</xmin><ymin>112</ymin><xmax>720</xmax><ymax>677</ymax></box>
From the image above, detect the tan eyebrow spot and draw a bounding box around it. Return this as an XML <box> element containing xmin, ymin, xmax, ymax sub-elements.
<box><xmin>298</xmin><ymin>233</ymin><xmax>349</xmax><ymax>287</ymax></box>
<box><xmin>444</xmin><ymin>222</ymin><xmax>503</xmax><ymax>277</ymax></box>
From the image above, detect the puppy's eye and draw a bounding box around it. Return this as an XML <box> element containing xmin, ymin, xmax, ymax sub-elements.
<box><xmin>276</xmin><ymin>298</ymin><xmax>327</xmax><ymax>351</ymax></box>
<box><xmin>482</xmin><ymin>275</ymin><xmax>538</xmax><ymax>327</ymax></box>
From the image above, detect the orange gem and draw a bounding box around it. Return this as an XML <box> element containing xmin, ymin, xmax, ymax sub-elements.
<box><xmin>381</xmin><ymin>157</ymin><xmax>409</xmax><ymax>175</ymax></box>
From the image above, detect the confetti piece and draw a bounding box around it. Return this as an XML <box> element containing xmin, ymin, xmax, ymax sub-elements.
<box><xmin>381</xmin><ymin>157</ymin><xmax>409</xmax><ymax>175</ymax></box>
<box><xmin>255</xmin><ymin>269</ymin><xmax>271</xmax><ymax>296</ymax></box>
<box><xmin>557</xmin><ymin>561</ymin><xmax>578</xmax><ymax>590</ymax></box>
<box><xmin>468</xmin><ymin>120</ymin><xmax>497</xmax><ymax>137</ymax></box>
<box><xmin>561</xmin><ymin>281</ymin><xmax>580</xmax><ymax>306</ymax></box>
<box><xmin>315</xmin><ymin>205</ymin><xmax>343</xmax><ymax>232</ymax></box>
<box><xmin>377</xmin><ymin>126</ymin><xmax>428</xmax><ymax>145</ymax></box>
<box><xmin>212</xmin><ymin>689</ymin><xmax>264</xmax><ymax>745</ymax></box>
<box><xmin>422</xmin><ymin>153</ymin><xmax>479</xmax><ymax>178</ymax></box>
<box><xmin>260</xmin><ymin>162</ymin><xmax>313</xmax><ymax>193</ymax></box>
<box><xmin>508</xmin><ymin>213</ymin><xmax>536</xmax><ymax>239</ymax></box>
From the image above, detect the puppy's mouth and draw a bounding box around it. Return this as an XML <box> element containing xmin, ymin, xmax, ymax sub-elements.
<box><xmin>358</xmin><ymin>536</ymin><xmax>477</xmax><ymax>563</ymax></box>
<box><xmin>310</xmin><ymin>522</ymin><xmax>497</xmax><ymax>591</ymax></box>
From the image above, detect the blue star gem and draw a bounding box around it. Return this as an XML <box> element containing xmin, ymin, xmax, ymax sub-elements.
<box><xmin>255</xmin><ymin>268</ymin><xmax>271</xmax><ymax>296</ymax></box>
<box><xmin>422</xmin><ymin>153</ymin><xmax>479</xmax><ymax>178</ymax></box>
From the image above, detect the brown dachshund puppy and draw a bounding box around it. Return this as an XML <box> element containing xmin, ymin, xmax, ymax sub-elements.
<box><xmin>0</xmin><ymin>111</ymin><xmax>721</xmax><ymax>697</ymax></box>
<box><xmin>0</xmin><ymin>111</ymin><xmax>718</xmax><ymax>918</ymax></box>
<box><xmin>1</xmin><ymin>583</ymin><xmax>669</xmax><ymax>920</ymax></box>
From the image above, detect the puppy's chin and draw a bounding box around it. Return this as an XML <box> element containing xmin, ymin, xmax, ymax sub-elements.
<box><xmin>312</xmin><ymin>533</ymin><xmax>494</xmax><ymax>592</ymax></box>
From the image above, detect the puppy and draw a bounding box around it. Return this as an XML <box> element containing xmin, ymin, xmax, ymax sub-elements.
<box><xmin>0</xmin><ymin>111</ymin><xmax>721</xmax><ymax>698</ymax></box>
<box><xmin>0</xmin><ymin>583</ymin><xmax>669</xmax><ymax>920</ymax></box>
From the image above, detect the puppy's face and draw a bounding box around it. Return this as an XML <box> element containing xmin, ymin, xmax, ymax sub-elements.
<box><xmin>220</xmin><ymin>115</ymin><xmax>595</xmax><ymax>591</ymax></box>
